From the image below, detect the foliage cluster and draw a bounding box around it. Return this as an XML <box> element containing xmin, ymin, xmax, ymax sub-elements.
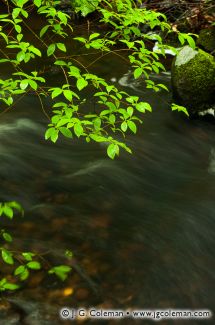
<box><xmin>0</xmin><ymin>0</ymin><xmax>192</xmax><ymax>159</ymax></box>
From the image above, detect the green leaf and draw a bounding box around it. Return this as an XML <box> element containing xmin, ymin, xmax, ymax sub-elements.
<box><xmin>90</xmin><ymin>134</ymin><xmax>108</xmax><ymax>142</ymax></box>
<box><xmin>20</xmin><ymin>79</ymin><xmax>29</xmax><ymax>90</ymax></box>
<box><xmin>106</xmin><ymin>102</ymin><xmax>116</xmax><ymax>111</ymax></box>
<box><xmin>40</xmin><ymin>25</ymin><xmax>49</xmax><ymax>38</ymax></box>
<box><xmin>134</xmin><ymin>67</ymin><xmax>142</xmax><ymax>79</ymax></box>
<box><xmin>14</xmin><ymin>265</ymin><xmax>26</xmax><ymax>276</ymax></box>
<box><xmin>93</xmin><ymin>117</ymin><xmax>101</xmax><ymax>130</ymax></box>
<box><xmin>77</xmin><ymin>78</ymin><xmax>88</xmax><ymax>91</ymax></box>
<box><xmin>27</xmin><ymin>261</ymin><xmax>41</xmax><ymax>270</ymax></box>
<box><xmin>89</xmin><ymin>33</ymin><xmax>100</xmax><ymax>40</ymax></box>
<box><xmin>187</xmin><ymin>36</ymin><xmax>195</xmax><ymax>49</ymax></box>
<box><xmin>12</xmin><ymin>8</ymin><xmax>21</xmax><ymax>19</ymax></box>
<box><xmin>178</xmin><ymin>33</ymin><xmax>185</xmax><ymax>45</ymax></box>
<box><xmin>74</xmin><ymin>124</ymin><xmax>83</xmax><ymax>138</ymax></box>
<box><xmin>48</xmin><ymin>265</ymin><xmax>71</xmax><ymax>281</ymax></box>
<box><xmin>58</xmin><ymin>11</ymin><xmax>67</xmax><ymax>25</ymax></box>
<box><xmin>54</xmin><ymin>60</ymin><xmax>67</xmax><ymax>66</ymax></box>
<box><xmin>171</xmin><ymin>103</ymin><xmax>189</xmax><ymax>116</ymax></box>
<box><xmin>7</xmin><ymin>201</ymin><xmax>23</xmax><ymax>213</ymax></box>
<box><xmin>1</xmin><ymin>249</ymin><xmax>14</xmax><ymax>265</ymax></box>
<box><xmin>121</xmin><ymin>121</ymin><xmax>127</xmax><ymax>132</ymax></box>
<box><xmin>73</xmin><ymin>37</ymin><xmax>87</xmax><ymax>44</ymax></box>
<box><xmin>34</xmin><ymin>0</ymin><xmax>42</xmax><ymax>7</ymax></box>
<box><xmin>3</xmin><ymin>232</ymin><xmax>13</xmax><ymax>242</ymax></box>
<box><xmin>29</xmin><ymin>46</ymin><xmax>41</xmax><ymax>57</ymax></box>
<box><xmin>22</xmin><ymin>252</ymin><xmax>35</xmax><ymax>261</ymax></box>
<box><xmin>157</xmin><ymin>83</ymin><xmax>169</xmax><ymax>91</ymax></box>
<box><xmin>109</xmin><ymin>114</ymin><xmax>115</xmax><ymax>124</ymax></box>
<box><xmin>47</xmin><ymin>44</ymin><xmax>56</xmax><ymax>56</ymax></box>
<box><xmin>63</xmin><ymin>90</ymin><xmax>73</xmax><ymax>101</ymax></box>
<box><xmin>28</xmin><ymin>79</ymin><xmax>38</xmax><ymax>90</ymax></box>
<box><xmin>56</xmin><ymin>118</ymin><xmax>69</xmax><ymax>127</ymax></box>
<box><xmin>45</xmin><ymin>127</ymin><xmax>55</xmax><ymax>140</ymax></box>
<box><xmin>57</xmin><ymin>43</ymin><xmax>66</xmax><ymax>52</ymax></box>
<box><xmin>20</xmin><ymin>268</ymin><xmax>29</xmax><ymax>280</ymax></box>
<box><xmin>15</xmin><ymin>24</ymin><xmax>21</xmax><ymax>33</ymax></box>
<box><xmin>17</xmin><ymin>33</ymin><xmax>23</xmax><ymax>42</ymax></box>
<box><xmin>69</xmin><ymin>66</ymin><xmax>80</xmax><ymax>78</ymax></box>
<box><xmin>136</xmin><ymin>102</ymin><xmax>152</xmax><ymax>113</ymax></box>
<box><xmin>127</xmin><ymin>121</ymin><xmax>137</xmax><ymax>133</ymax></box>
<box><xmin>107</xmin><ymin>144</ymin><xmax>119</xmax><ymax>159</ymax></box>
<box><xmin>45</xmin><ymin>128</ymin><xmax>58</xmax><ymax>142</ymax></box>
<box><xmin>17</xmin><ymin>51</ymin><xmax>25</xmax><ymax>62</ymax></box>
<box><xmin>51</xmin><ymin>129</ymin><xmax>59</xmax><ymax>143</ymax></box>
<box><xmin>3</xmin><ymin>282</ymin><xmax>19</xmax><ymax>291</ymax></box>
<box><xmin>127</xmin><ymin>107</ymin><xmax>133</xmax><ymax>116</ymax></box>
<box><xmin>59</xmin><ymin>127</ymin><xmax>73</xmax><ymax>138</ymax></box>
<box><xmin>3</xmin><ymin>205</ymin><xmax>13</xmax><ymax>219</ymax></box>
<box><xmin>0</xmin><ymin>32</ymin><xmax>8</xmax><ymax>44</ymax></box>
<box><xmin>51</xmin><ymin>88</ymin><xmax>62</xmax><ymax>99</ymax></box>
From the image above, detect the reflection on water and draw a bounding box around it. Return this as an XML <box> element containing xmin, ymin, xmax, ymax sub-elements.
<box><xmin>0</xmin><ymin>67</ymin><xmax>215</xmax><ymax>324</ymax></box>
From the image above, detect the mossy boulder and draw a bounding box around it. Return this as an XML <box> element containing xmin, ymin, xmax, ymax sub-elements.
<box><xmin>197</xmin><ymin>28</ymin><xmax>215</xmax><ymax>54</ymax></box>
<box><xmin>171</xmin><ymin>46</ymin><xmax>215</xmax><ymax>114</ymax></box>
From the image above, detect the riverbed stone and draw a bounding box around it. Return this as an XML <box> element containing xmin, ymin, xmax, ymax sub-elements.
<box><xmin>171</xmin><ymin>46</ymin><xmax>215</xmax><ymax>115</ymax></box>
<box><xmin>0</xmin><ymin>301</ymin><xmax>22</xmax><ymax>325</ymax></box>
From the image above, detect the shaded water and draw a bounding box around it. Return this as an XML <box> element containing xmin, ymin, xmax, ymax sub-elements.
<box><xmin>0</xmin><ymin>53</ymin><xmax>215</xmax><ymax>325</ymax></box>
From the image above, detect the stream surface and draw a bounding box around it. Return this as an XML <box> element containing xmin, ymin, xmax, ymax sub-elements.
<box><xmin>0</xmin><ymin>47</ymin><xmax>215</xmax><ymax>325</ymax></box>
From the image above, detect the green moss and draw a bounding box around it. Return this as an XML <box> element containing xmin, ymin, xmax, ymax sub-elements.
<box><xmin>172</xmin><ymin>47</ymin><xmax>215</xmax><ymax>113</ymax></box>
<box><xmin>197</xmin><ymin>28</ymin><xmax>215</xmax><ymax>54</ymax></box>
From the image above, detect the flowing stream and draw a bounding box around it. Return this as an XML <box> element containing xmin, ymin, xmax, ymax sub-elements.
<box><xmin>0</xmin><ymin>45</ymin><xmax>215</xmax><ymax>325</ymax></box>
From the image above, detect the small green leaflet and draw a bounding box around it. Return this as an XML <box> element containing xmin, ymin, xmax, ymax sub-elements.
<box><xmin>89</xmin><ymin>33</ymin><xmax>100</xmax><ymax>41</ymax></box>
<box><xmin>0</xmin><ymin>278</ymin><xmax>19</xmax><ymax>291</ymax></box>
<box><xmin>47</xmin><ymin>44</ymin><xmax>56</xmax><ymax>56</ymax></box>
<box><xmin>74</xmin><ymin>124</ymin><xmax>83</xmax><ymax>137</ymax></box>
<box><xmin>136</xmin><ymin>102</ymin><xmax>152</xmax><ymax>113</ymax></box>
<box><xmin>69</xmin><ymin>66</ymin><xmax>80</xmax><ymax>78</ymax></box>
<box><xmin>1</xmin><ymin>205</ymin><xmax>13</xmax><ymax>218</ymax></box>
<box><xmin>14</xmin><ymin>265</ymin><xmax>26</xmax><ymax>276</ymax></box>
<box><xmin>171</xmin><ymin>103</ymin><xmax>189</xmax><ymax>116</ymax></box>
<box><xmin>19</xmin><ymin>268</ymin><xmax>29</xmax><ymax>281</ymax></box>
<box><xmin>1</xmin><ymin>248</ymin><xmax>14</xmax><ymax>265</ymax></box>
<box><xmin>134</xmin><ymin>67</ymin><xmax>142</xmax><ymax>79</ymax></box>
<box><xmin>49</xmin><ymin>265</ymin><xmax>71</xmax><ymax>281</ymax></box>
<box><xmin>29</xmin><ymin>46</ymin><xmax>41</xmax><ymax>57</ymax></box>
<box><xmin>40</xmin><ymin>25</ymin><xmax>49</xmax><ymax>38</ymax></box>
<box><xmin>63</xmin><ymin>90</ymin><xmax>73</xmax><ymax>101</ymax></box>
<box><xmin>121</xmin><ymin>121</ymin><xmax>127</xmax><ymax>132</ymax></box>
<box><xmin>107</xmin><ymin>144</ymin><xmax>119</xmax><ymax>159</ymax></box>
<box><xmin>77</xmin><ymin>78</ymin><xmax>88</xmax><ymax>91</ymax></box>
<box><xmin>27</xmin><ymin>261</ymin><xmax>41</xmax><ymax>270</ymax></box>
<box><xmin>34</xmin><ymin>0</ymin><xmax>42</xmax><ymax>7</ymax></box>
<box><xmin>28</xmin><ymin>79</ymin><xmax>38</xmax><ymax>90</ymax></box>
<box><xmin>22</xmin><ymin>252</ymin><xmax>35</xmax><ymax>261</ymax></box>
<box><xmin>51</xmin><ymin>88</ymin><xmax>62</xmax><ymax>99</ymax></box>
<box><xmin>3</xmin><ymin>232</ymin><xmax>13</xmax><ymax>242</ymax></box>
<box><xmin>127</xmin><ymin>121</ymin><xmax>137</xmax><ymax>133</ymax></box>
<box><xmin>59</xmin><ymin>127</ymin><xmax>73</xmax><ymax>138</ymax></box>
<box><xmin>57</xmin><ymin>43</ymin><xmax>66</xmax><ymax>52</ymax></box>
<box><xmin>20</xmin><ymin>79</ymin><xmax>29</xmax><ymax>90</ymax></box>
<box><xmin>17</xmin><ymin>51</ymin><xmax>25</xmax><ymax>62</ymax></box>
<box><xmin>45</xmin><ymin>128</ymin><xmax>59</xmax><ymax>143</ymax></box>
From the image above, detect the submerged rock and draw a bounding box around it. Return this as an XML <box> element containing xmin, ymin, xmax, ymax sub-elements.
<box><xmin>171</xmin><ymin>46</ymin><xmax>215</xmax><ymax>115</ymax></box>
